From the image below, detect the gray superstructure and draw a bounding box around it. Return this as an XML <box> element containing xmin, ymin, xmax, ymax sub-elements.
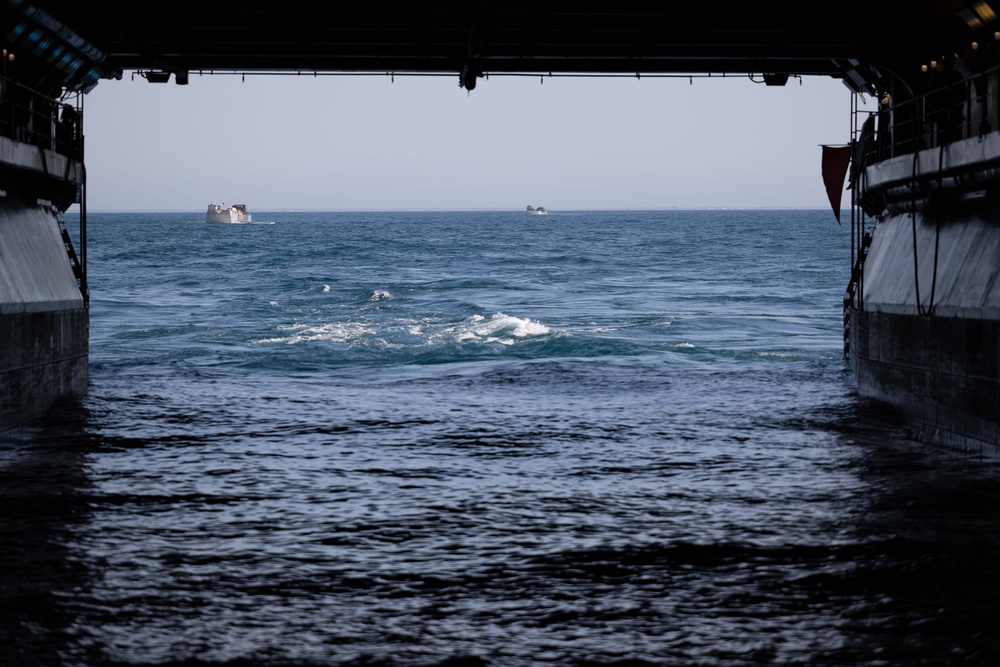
<box><xmin>846</xmin><ymin>62</ymin><xmax>1000</xmax><ymax>451</ymax></box>
<box><xmin>0</xmin><ymin>9</ymin><xmax>93</xmax><ymax>430</ymax></box>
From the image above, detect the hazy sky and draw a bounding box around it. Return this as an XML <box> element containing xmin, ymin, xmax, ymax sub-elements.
<box><xmin>80</xmin><ymin>71</ymin><xmax>871</xmax><ymax>212</ymax></box>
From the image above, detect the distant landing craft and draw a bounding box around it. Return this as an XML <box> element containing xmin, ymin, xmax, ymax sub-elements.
<box><xmin>207</xmin><ymin>203</ymin><xmax>252</xmax><ymax>224</ymax></box>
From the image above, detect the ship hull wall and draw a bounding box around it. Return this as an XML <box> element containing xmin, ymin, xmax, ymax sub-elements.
<box><xmin>849</xmin><ymin>308</ymin><xmax>999</xmax><ymax>453</ymax></box>
<box><xmin>0</xmin><ymin>197</ymin><xmax>88</xmax><ymax>432</ymax></box>
<box><xmin>848</xmin><ymin>209</ymin><xmax>1000</xmax><ymax>452</ymax></box>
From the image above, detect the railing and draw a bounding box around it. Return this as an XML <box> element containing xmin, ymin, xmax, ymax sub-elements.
<box><xmin>862</xmin><ymin>61</ymin><xmax>1000</xmax><ymax>166</ymax></box>
<box><xmin>0</xmin><ymin>73</ymin><xmax>82</xmax><ymax>160</ymax></box>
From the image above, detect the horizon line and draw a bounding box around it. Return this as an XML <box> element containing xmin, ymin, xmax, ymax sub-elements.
<box><xmin>73</xmin><ymin>206</ymin><xmax>832</xmax><ymax>213</ymax></box>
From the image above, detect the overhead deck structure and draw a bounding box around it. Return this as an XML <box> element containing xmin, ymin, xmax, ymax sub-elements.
<box><xmin>1</xmin><ymin>1</ymin><xmax>986</xmax><ymax>94</ymax></box>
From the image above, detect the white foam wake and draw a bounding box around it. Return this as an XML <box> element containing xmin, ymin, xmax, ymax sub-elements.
<box><xmin>438</xmin><ymin>312</ymin><xmax>550</xmax><ymax>346</ymax></box>
<box><xmin>253</xmin><ymin>311</ymin><xmax>550</xmax><ymax>348</ymax></box>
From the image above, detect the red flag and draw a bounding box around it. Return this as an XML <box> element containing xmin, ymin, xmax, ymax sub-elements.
<box><xmin>821</xmin><ymin>145</ymin><xmax>852</xmax><ymax>224</ymax></box>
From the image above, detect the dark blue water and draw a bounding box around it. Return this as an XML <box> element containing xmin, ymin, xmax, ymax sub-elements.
<box><xmin>3</xmin><ymin>209</ymin><xmax>1000</xmax><ymax>666</ymax></box>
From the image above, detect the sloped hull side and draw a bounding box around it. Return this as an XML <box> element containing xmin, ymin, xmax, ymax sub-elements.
<box><xmin>847</xmin><ymin>210</ymin><xmax>1000</xmax><ymax>453</ymax></box>
<box><xmin>0</xmin><ymin>197</ymin><xmax>88</xmax><ymax>432</ymax></box>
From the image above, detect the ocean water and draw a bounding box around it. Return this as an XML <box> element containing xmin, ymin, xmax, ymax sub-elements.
<box><xmin>3</xmin><ymin>209</ymin><xmax>1000</xmax><ymax>667</ymax></box>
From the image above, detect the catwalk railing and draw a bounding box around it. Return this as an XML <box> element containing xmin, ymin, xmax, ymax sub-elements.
<box><xmin>862</xmin><ymin>61</ymin><xmax>1000</xmax><ymax>166</ymax></box>
<box><xmin>0</xmin><ymin>73</ymin><xmax>82</xmax><ymax>160</ymax></box>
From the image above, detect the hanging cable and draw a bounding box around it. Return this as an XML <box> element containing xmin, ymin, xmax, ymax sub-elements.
<box><xmin>911</xmin><ymin>151</ymin><xmax>925</xmax><ymax>315</ymax></box>
<box><xmin>926</xmin><ymin>144</ymin><xmax>947</xmax><ymax>316</ymax></box>
<box><xmin>908</xmin><ymin>146</ymin><xmax>942</xmax><ymax>317</ymax></box>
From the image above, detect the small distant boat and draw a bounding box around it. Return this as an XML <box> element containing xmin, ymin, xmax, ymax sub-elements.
<box><xmin>526</xmin><ymin>205</ymin><xmax>547</xmax><ymax>215</ymax></box>
<box><xmin>206</xmin><ymin>202</ymin><xmax>252</xmax><ymax>224</ymax></box>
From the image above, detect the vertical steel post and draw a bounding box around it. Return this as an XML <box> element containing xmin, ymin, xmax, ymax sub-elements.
<box><xmin>79</xmin><ymin>95</ymin><xmax>87</xmax><ymax>307</ymax></box>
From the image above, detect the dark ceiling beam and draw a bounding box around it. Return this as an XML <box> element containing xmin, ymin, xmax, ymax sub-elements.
<box><xmin>11</xmin><ymin>1</ymin><xmax>992</xmax><ymax>94</ymax></box>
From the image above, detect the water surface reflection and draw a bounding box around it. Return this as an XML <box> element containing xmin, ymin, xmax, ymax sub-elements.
<box><xmin>3</xmin><ymin>394</ymin><xmax>1000</xmax><ymax>666</ymax></box>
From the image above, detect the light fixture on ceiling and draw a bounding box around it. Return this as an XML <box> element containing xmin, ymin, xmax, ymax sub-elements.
<box><xmin>141</xmin><ymin>70</ymin><xmax>170</xmax><ymax>83</ymax></box>
<box><xmin>959</xmin><ymin>2</ymin><xmax>998</xmax><ymax>28</ymax></box>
